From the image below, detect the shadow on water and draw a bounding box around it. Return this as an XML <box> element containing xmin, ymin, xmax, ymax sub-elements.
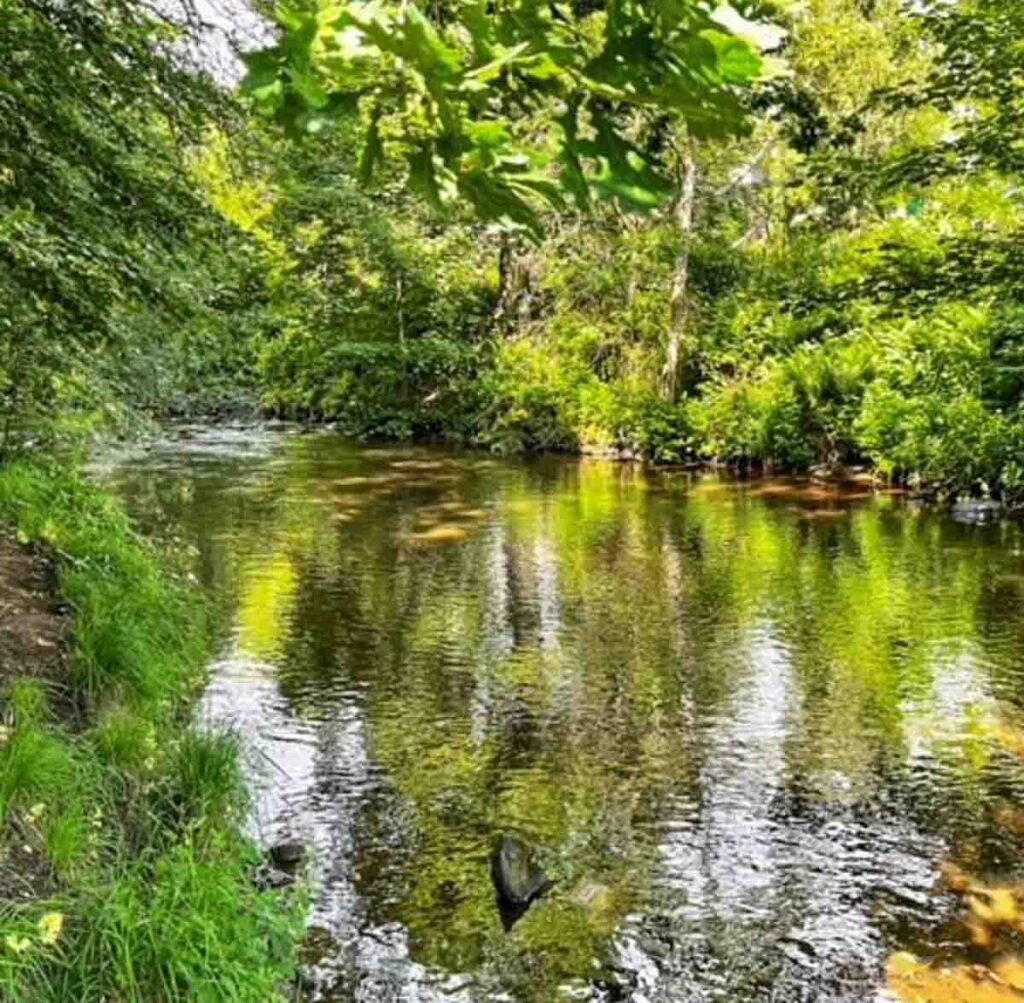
<box><xmin>104</xmin><ymin>426</ymin><xmax>1024</xmax><ymax>1002</ymax></box>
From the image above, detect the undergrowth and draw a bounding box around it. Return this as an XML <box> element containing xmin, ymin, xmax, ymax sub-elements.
<box><xmin>0</xmin><ymin>462</ymin><xmax>302</xmax><ymax>1002</ymax></box>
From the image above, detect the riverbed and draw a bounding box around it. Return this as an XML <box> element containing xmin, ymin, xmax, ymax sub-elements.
<box><xmin>106</xmin><ymin>425</ymin><xmax>1024</xmax><ymax>1002</ymax></box>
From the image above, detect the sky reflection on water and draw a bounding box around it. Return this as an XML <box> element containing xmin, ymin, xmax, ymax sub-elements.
<box><xmin>107</xmin><ymin>427</ymin><xmax>1024</xmax><ymax>1002</ymax></box>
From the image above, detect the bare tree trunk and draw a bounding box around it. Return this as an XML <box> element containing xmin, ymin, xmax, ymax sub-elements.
<box><xmin>493</xmin><ymin>231</ymin><xmax>514</xmax><ymax>329</ymax></box>
<box><xmin>661</xmin><ymin>137</ymin><xmax>698</xmax><ymax>402</ymax></box>
<box><xmin>493</xmin><ymin>231</ymin><xmax>538</xmax><ymax>332</ymax></box>
<box><xmin>396</xmin><ymin>272</ymin><xmax>409</xmax><ymax>401</ymax></box>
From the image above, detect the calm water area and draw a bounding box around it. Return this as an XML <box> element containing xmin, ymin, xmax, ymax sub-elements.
<box><xmin>105</xmin><ymin>425</ymin><xmax>1024</xmax><ymax>1002</ymax></box>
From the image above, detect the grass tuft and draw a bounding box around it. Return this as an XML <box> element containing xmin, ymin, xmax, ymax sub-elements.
<box><xmin>0</xmin><ymin>727</ymin><xmax>75</xmax><ymax>821</ymax></box>
<box><xmin>163</xmin><ymin>729</ymin><xmax>247</xmax><ymax>835</ymax></box>
<box><xmin>5</xmin><ymin>678</ymin><xmax>51</xmax><ymax>727</ymax></box>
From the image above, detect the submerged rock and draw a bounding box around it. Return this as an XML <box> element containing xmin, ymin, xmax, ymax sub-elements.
<box><xmin>490</xmin><ymin>834</ymin><xmax>553</xmax><ymax>931</ymax></box>
<box><xmin>298</xmin><ymin>924</ymin><xmax>338</xmax><ymax>967</ymax></box>
<box><xmin>256</xmin><ymin>866</ymin><xmax>295</xmax><ymax>891</ymax></box>
<box><xmin>269</xmin><ymin>840</ymin><xmax>306</xmax><ymax>870</ymax></box>
<box><xmin>592</xmin><ymin>963</ymin><xmax>639</xmax><ymax>1002</ymax></box>
<box><xmin>571</xmin><ymin>880</ymin><xmax>613</xmax><ymax>911</ymax></box>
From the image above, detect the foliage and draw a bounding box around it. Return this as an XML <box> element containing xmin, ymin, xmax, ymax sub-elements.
<box><xmin>0</xmin><ymin>464</ymin><xmax>303</xmax><ymax>1001</ymax></box>
<box><xmin>6</xmin><ymin>0</ymin><xmax>1024</xmax><ymax>498</ymax></box>
<box><xmin>0</xmin><ymin>0</ymin><xmax>260</xmax><ymax>446</ymax></box>
<box><xmin>871</xmin><ymin>0</ymin><xmax>1024</xmax><ymax>189</ymax></box>
<box><xmin>48</xmin><ymin>838</ymin><xmax>297</xmax><ymax>1003</ymax></box>
<box><xmin>0</xmin><ymin>463</ymin><xmax>207</xmax><ymax>708</ymax></box>
<box><xmin>244</xmin><ymin>0</ymin><xmax>774</xmax><ymax>231</ymax></box>
<box><xmin>231</xmin><ymin>0</ymin><xmax>1024</xmax><ymax>501</ymax></box>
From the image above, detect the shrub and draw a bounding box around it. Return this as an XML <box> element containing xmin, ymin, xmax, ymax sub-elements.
<box><xmin>855</xmin><ymin>387</ymin><xmax>1019</xmax><ymax>496</ymax></box>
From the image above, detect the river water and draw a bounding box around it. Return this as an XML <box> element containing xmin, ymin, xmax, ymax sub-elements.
<box><xmin>105</xmin><ymin>425</ymin><xmax>1024</xmax><ymax>1003</ymax></box>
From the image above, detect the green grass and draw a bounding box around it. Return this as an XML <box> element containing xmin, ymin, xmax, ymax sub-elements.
<box><xmin>42</xmin><ymin>798</ymin><xmax>88</xmax><ymax>877</ymax></box>
<box><xmin>164</xmin><ymin>730</ymin><xmax>247</xmax><ymax>836</ymax></box>
<box><xmin>0</xmin><ymin>461</ymin><xmax>303</xmax><ymax>1001</ymax></box>
<box><xmin>44</xmin><ymin>838</ymin><xmax>298</xmax><ymax>1003</ymax></box>
<box><xmin>0</xmin><ymin>724</ymin><xmax>76</xmax><ymax>821</ymax></box>
<box><xmin>0</xmin><ymin>463</ymin><xmax>208</xmax><ymax>709</ymax></box>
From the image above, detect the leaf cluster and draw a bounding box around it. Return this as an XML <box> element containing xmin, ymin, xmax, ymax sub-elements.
<box><xmin>244</xmin><ymin>0</ymin><xmax>772</xmax><ymax>231</ymax></box>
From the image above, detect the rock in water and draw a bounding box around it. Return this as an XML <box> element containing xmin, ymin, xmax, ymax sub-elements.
<box><xmin>490</xmin><ymin>834</ymin><xmax>553</xmax><ymax>931</ymax></box>
<box><xmin>255</xmin><ymin>840</ymin><xmax>306</xmax><ymax>891</ymax></box>
<box><xmin>269</xmin><ymin>840</ymin><xmax>305</xmax><ymax>870</ymax></box>
<box><xmin>491</xmin><ymin>834</ymin><xmax>551</xmax><ymax>903</ymax></box>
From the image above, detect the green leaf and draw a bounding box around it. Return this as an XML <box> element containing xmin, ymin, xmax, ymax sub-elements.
<box><xmin>250</xmin><ymin>0</ymin><xmax>777</xmax><ymax>229</ymax></box>
<box><xmin>464</xmin><ymin>119</ymin><xmax>511</xmax><ymax>150</ymax></box>
<box><xmin>701</xmin><ymin>29</ymin><xmax>762</xmax><ymax>81</ymax></box>
<box><xmin>463</xmin><ymin>42</ymin><xmax>533</xmax><ymax>84</ymax></box>
<box><xmin>240</xmin><ymin>50</ymin><xmax>281</xmax><ymax>92</ymax></box>
<box><xmin>289</xmin><ymin>68</ymin><xmax>329</xmax><ymax>109</ymax></box>
<box><xmin>458</xmin><ymin>169</ymin><xmax>542</xmax><ymax>236</ymax></box>
<box><xmin>557</xmin><ymin>103</ymin><xmax>591</xmax><ymax>211</ymax></box>
<box><xmin>582</xmin><ymin>116</ymin><xmax>674</xmax><ymax>210</ymax></box>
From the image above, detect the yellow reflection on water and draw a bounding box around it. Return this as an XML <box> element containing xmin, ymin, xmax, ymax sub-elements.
<box><xmin>887</xmin><ymin>952</ymin><xmax>1024</xmax><ymax>1002</ymax></box>
<box><xmin>408</xmin><ymin>524</ymin><xmax>470</xmax><ymax>544</ymax></box>
<box><xmin>236</xmin><ymin>554</ymin><xmax>297</xmax><ymax>661</ymax></box>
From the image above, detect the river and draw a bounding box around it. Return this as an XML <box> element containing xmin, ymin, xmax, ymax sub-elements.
<box><xmin>105</xmin><ymin>425</ymin><xmax>1024</xmax><ymax>1002</ymax></box>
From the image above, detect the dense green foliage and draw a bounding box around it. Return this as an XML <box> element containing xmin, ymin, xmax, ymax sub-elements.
<box><xmin>235</xmin><ymin>0</ymin><xmax>1023</xmax><ymax>501</ymax></box>
<box><xmin>0</xmin><ymin>0</ymin><xmax>260</xmax><ymax>445</ymax></box>
<box><xmin>5</xmin><ymin>0</ymin><xmax>1022</xmax><ymax>500</ymax></box>
<box><xmin>245</xmin><ymin>0</ymin><xmax>770</xmax><ymax>228</ymax></box>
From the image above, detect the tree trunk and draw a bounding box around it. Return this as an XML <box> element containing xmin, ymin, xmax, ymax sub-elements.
<box><xmin>396</xmin><ymin>272</ymin><xmax>409</xmax><ymax>402</ymax></box>
<box><xmin>495</xmin><ymin>231</ymin><xmax>513</xmax><ymax>320</ymax></box>
<box><xmin>493</xmin><ymin>231</ymin><xmax>538</xmax><ymax>332</ymax></box>
<box><xmin>661</xmin><ymin>137</ymin><xmax>698</xmax><ymax>402</ymax></box>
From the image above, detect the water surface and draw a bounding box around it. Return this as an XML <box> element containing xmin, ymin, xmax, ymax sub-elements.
<box><xmin>106</xmin><ymin>427</ymin><xmax>1024</xmax><ymax>1002</ymax></box>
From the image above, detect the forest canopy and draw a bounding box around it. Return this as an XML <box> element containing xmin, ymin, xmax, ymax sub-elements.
<box><xmin>2</xmin><ymin>0</ymin><xmax>1022</xmax><ymax>500</ymax></box>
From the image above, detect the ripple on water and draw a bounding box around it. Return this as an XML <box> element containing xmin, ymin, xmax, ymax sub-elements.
<box><xmin>105</xmin><ymin>428</ymin><xmax>1024</xmax><ymax>1002</ymax></box>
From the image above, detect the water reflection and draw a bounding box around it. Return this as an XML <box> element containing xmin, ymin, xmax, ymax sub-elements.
<box><xmin>106</xmin><ymin>427</ymin><xmax>1024</xmax><ymax>1002</ymax></box>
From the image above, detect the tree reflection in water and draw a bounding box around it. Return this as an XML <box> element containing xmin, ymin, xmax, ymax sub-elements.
<box><xmin>108</xmin><ymin>428</ymin><xmax>1024</xmax><ymax>1002</ymax></box>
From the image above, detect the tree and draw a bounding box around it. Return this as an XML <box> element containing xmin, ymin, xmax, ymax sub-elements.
<box><xmin>243</xmin><ymin>0</ymin><xmax>782</xmax><ymax>404</ymax></box>
<box><xmin>0</xmin><ymin>0</ymin><xmax>250</xmax><ymax>445</ymax></box>
<box><xmin>662</xmin><ymin>133</ymin><xmax>698</xmax><ymax>400</ymax></box>
<box><xmin>242</xmin><ymin>0</ymin><xmax>777</xmax><ymax>231</ymax></box>
<box><xmin>876</xmin><ymin>0</ymin><xmax>1024</xmax><ymax>189</ymax></box>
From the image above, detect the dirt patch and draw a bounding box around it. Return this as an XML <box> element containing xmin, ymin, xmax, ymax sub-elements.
<box><xmin>0</xmin><ymin>534</ymin><xmax>68</xmax><ymax>705</ymax></box>
<box><xmin>0</xmin><ymin>534</ymin><xmax>73</xmax><ymax>903</ymax></box>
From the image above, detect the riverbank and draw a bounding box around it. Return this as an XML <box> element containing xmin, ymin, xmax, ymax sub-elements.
<box><xmin>0</xmin><ymin>461</ymin><xmax>302</xmax><ymax>1000</ymax></box>
<box><xmin>167</xmin><ymin>413</ymin><xmax>1023</xmax><ymax>524</ymax></box>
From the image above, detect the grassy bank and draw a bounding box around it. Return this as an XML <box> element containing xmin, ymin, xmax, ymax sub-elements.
<box><xmin>0</xmin><ymin>462</ymin><xmax>302</xmax><ymax>1001</ymax></box>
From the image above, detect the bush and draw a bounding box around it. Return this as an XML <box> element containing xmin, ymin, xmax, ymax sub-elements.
<box><xmin>261</xmin><ymin>335</ymin><xmax>487</xmax><ymax>440</ymax></box>
<box><xmin>690</xmin><ymin>371</ymin><xmax>813</xmax><ymax>469</ymax></box>
<box><xmin>855</xmin><ymin>387</ymin><xmax>1021</xmax><ymax>496</ymax></box>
